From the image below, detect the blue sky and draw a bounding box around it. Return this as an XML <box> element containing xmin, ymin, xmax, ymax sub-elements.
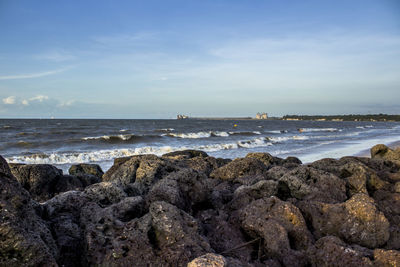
<box><xmin>0</xmin><ymin>0</ymin><xmax>399</xmax><ymax>118</ymax></box>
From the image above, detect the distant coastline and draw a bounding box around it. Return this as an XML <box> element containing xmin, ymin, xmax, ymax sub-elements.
<box><xmin>177</xmin><ymin>114</ymin><xmax>400</xmax><ymax>122</ymax></box>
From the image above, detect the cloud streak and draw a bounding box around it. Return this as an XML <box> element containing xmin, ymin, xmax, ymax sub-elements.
<box><xmin>0</xmin><ymin>68</ymin><xmax>70</xmax><ymax>80</ymax></box>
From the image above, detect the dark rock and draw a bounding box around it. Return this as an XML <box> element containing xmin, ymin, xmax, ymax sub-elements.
<box><xmin>230</xmin><ymin>180</ymin><xmax>278</xmax><ymax>210</ymax></box>
<box><xmin>239</xmin><ymin>197</ymin><xmax>311</xmax><ymax>266</ymax></box>
<box><xmin>84</xmin><ymin>182</ymin><xmax>127</xmax><ymax>206</ymax></box>
<box><xmin>9</xmin><ymin>163</ymin><xmax>63</xmax><ymax>202</ymax></box>
<box><xmin>307</xmin><ymin>236</ymin><xmax>373</xmax><ymax>266</ymax></box>
<box><xmin>0</xmin><ymin>155</ymin><xmax>12</xmax><ymax>177</ymax></box>
<box><xmin>149</xmin><ymin>201</ymin><xmax>212</xmax><ymax>265</ymax></box>
<box><xmin>245</xmin><ymin>152</ymin><xmax>284</xmax><ymax>168</ymax></box>
<box><xmin>278</xmin><ymin>166</ymin><xmax>346</xmax><ymax>203</ymax></box>
<box><xmin>69</xmin><ymin>163</ymin><xmax>104</xmax><ymax>178</ymax></box>
<box><xmin>299</xmin><ymin>193</ymin><xmax>390</xmax><ymax>248</ymax></box>
<box><xmin>162</xmin><ymin>149</ymin><xmax>208</xmax><ymax>159</ymax></box>
<box><xmin>146</xmin><ymin>178</ymin><xmax>186</xmax><ymax>209</ymax></box>
<box><xmin>210</xmin><ymin>158</ymin><xmax>268</xmax><ymax>180</ymax></box>
<box><xmin>0</xmin><ymin>158</ymin><xmax>58</xmax><ymax>266</ymax></box>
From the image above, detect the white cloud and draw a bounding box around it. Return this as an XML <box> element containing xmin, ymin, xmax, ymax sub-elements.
<box><xmin>0</xmin><ymin>67</ymin><xmax>70</xmax><ymax>80</ymax></box>
<box><xmin>2</xmin><ymin>96</ymin><xmax>16</xmax><ymax>105</ymax></box>
<box><xmin>21</xmin><ymin>95</ymin><xmax>50</xmax><ymax>106</ymax></box>
<box><xmin>34</xmin><ymin>50</ymin><xmax>76</xmax><ymax>62</ymax></box>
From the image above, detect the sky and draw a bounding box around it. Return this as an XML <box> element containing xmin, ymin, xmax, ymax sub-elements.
<box><xmin>0</xmin><ymin>0</ymin><xmax>399</xmax><ymax>118</ymax></box>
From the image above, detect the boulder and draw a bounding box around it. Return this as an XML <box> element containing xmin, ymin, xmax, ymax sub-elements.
<box><xmin>307</xmin><ymin>236</ymin><xmax>373</xmax><ymax>267</ymax></box>
<box><xmin>69</xmin><ymin>163</ymin><xmax>104</xmax><ymax>179</ymax></box>
<box><xmin>278</xmin><ymin>166</ymin><xmax>346</xmax><ymax>203</ymax></box>
<box><xmin>84</xmin><ymin>182</ymin><xmax>127</xmax><ymax>206</ymax></box>
<box><xmin>210</xmin><ymin>158</ymin><xmax>268</xmax><ymax>180</ymax></box>
<box><xmin>187</xmin><ymin>253</ymin><xmax>227</xmax><ymax>267</ymax></box>
<box><xmin>9</xmin><ymin>163</ymin><xmax>63</xmax><ymax>202</ymax></box>
<box><xmin>230</xmin><ymin>180</ymin><xmax>278</xmax><ymax>210</ymax></box>
<box><xmin>371</xmin><ymin>144</ymin><xmax>400</xmax><ymax>165</ymax></box>
<box><xmin>0</xmin><ymin>155</ymin><xmax>12</xmax><ymax>177</ymax></box>
<box><xmin>245</xmin><ymin>152</ymin><xmax>284</xmax><ymax>168</ymax></box>
<box><xmin>162</xmin><ymin>149</ymin><xmax>208</xmax><ymax>159</ymax></box>
<box><xmin>239</xmin><ymin>197</ymin><xmax>312</xmax><ymax>266</ymax></box>
<box><xmin>299</xmin><ymin>193</ymin><xmax>390</xmax><ymax>248</ymax></box>
<box><xmin>0</xmin><ymin>156</ymin><xmax>58</xmax><ymax>266</ymax></box>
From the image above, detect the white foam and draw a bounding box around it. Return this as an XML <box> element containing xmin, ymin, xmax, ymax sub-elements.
<box><xmin>6</xmin><ymin>137</ymin><xmax>273</xmax><ymax>165</ymax></box>
<box><xmin>301</xmin><ymin>128</ymin><xmax>340</xmax><ymax>132</ymax></box>
<box><xmin>269</xmin><ymin>136</ymin><xmax>309</xmax><ymax>142</ymax></box>
<box><xmin>82</xmin><ymin>134</ymin><xmax>133</xmax><ymax>141</ymax></box>
<box><xmin>167</xmin><ymin>131</ymin><xmax>230</xmax><ymax>138</ymax></box>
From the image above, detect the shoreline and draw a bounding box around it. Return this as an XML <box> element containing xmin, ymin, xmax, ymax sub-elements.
<box><xmin>355</xmin><ymin>140</ymin><xmax>400</xmax><ymax>158</ymax></box>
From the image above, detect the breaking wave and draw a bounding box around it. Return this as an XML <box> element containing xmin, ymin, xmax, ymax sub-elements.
<box><xmin>81</xmin><ymin>134</ymin><xmax>160</xmax><ymax>144</ymax></box>
<box><xmin>301</xmin><ymin>128</ymin><xmax>341</xmax><ymax>132</ymax></box>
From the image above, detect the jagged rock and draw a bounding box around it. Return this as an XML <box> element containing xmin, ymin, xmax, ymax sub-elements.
<box><xmin>187</xmin><ymin>253</ymin><xmax>227</xmax><ymax>267</ymax></box>
<box><xmin>239</xmin><ymin>196</ymin><xmax>311</xmax><ymax>266</ymax></box>
<box><xmin>9</xmin><ymin>163</ymin><xmax>64</xmax><ymax>202</ymax></box>
<box><xmin>81</xmin><ymin>204</ymin><xmax>156</xmax><ymax>266</ymax></box>
<box><xmin>84</xmin><ymin>182</ymin><xmax>127</xmax><ymax>206</ymax></box>
<box><xmin>197</xmin><ymin>209</ymin><xmax>253</xmax><ymax>262</ymax></box>
<box><xmin>162</xmin><ymin>149</ymin><xmax>209</xmax><ymax>159</ymax></box>
<box><xmin>0</xmin><ymin>156</ymin><xmax>58</xmax><ymax>266</ymax></box>
<box><xmin>176</xmin><ymin>156</ymin><xmax>226</xmax><ymax>176</ymax></box>
<box><xmin>69</xmin><ymin>163</ymin><xmax>104</xmax><ymax>179</ymax></box>
<box><xmin>0</xmin><ymin>155</ymin><xmax>12</xmax><ymax>177</ymax></box>
<box><xmin>210</xmin><ymin>158</ymin><xmax>268</xmax><ymax>180</ymax></box>
<box><xmin>245</xmin><ymin>152</ymin><xmax>284</xmax><ymax>168</ymax></box>
<box><xmin>299</xmin><ymin>193</ymin><xmax>390</xmax><ymax>248</ymax></box>
<box><xmin>43</xmin><ymin>191</ymin><xmax>89</xmax><ymax>266</ymax></box>
<box><xmin>149</xmin><ymin>201</ymin><xmax>212</xmax><ymax>265</ymax></box>
<box><xmin>230</xmin><ymin>180</ymin><xmax>278</xmax><ymax>210</ymax></box>
<box><xmin>371</xmin><ymin>144</ymin><xmax>400</xmax><ymax>165</ymax></box>
<box><xmin>307</xmin><ymin>236</ymin><xmax>373</xmax><ymax>267</ymax></box>
<box><xmin>146</xmin><ymin>178</ymin><xmax>186</xmax><ymax>209</ymax></box>
<box><xmin>267</xmin><ymin>166</ymin><xmax>289</xmax><ymax>180</ymax></box>
<box><xmin>373</xmin><ymin>249</ymin><xmax>400</xmax><ymax>266</ymax></box>
<box><xmin>103</xmin><ymin>155</ymin><xmax>178</xmax><ymax>194</ymax></box>
<box><xmin>278</xmin><ymin>166</ymin><xmax>346</xmax><ymax>203</ymax></box>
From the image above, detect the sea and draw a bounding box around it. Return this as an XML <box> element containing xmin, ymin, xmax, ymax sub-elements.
<box><xmin>1</xmin><ymin>119</ymin><xmax>400</xmax><ymax>173</ymax></box>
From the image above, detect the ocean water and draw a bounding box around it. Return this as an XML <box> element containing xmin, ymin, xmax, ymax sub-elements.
<box><xmin>1</xmin><ymin>119</ymin><xmax>400</xmax><ymax>173</ymax></box>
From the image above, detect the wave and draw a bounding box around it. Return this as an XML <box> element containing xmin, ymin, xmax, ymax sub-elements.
<box><xmin>6</xmin><ymin>137</ymin><xmax>273</xmax><ymax>165</ymax></box>
<box><xmin>3</xmin><ymin>125</ymin><xmax>12</xmax><ymax>129</ymax></box>
<box><xmin>266</xmin><ymin>130</ymin><xmax>286</xmax><ymax>134</ymax></box>
<box><xmin>16</xmin><ymin>141</ymin><xmax>33</xmax><ymax>147</ymax></box>
<box><xmin>154</xmin><ymin>128</ymin><xmax>175</xmax><ymax>133</ymax></box>
<box><xmin>165</xmin><ymin>131</ymin><xmax>230</xmax><ymax>139</ymax></box>
<box><xmin>269</xmin><ymin>135</ymin><xmax>309</xmax><ymax>143</ymax></box>
<box><xmin>81</xmin><ymin>134</ymin><xmax>160</xmax><ymax>144</ymax></box>
<box><xmin>301</xmin><ymin>128</ymin><xmax>341</xmax><ymax>132</ymax></box>
<box><xmin>229</xmin><ymin>131</ymin><xmax>261</xmax><ymax>136</ymax></box>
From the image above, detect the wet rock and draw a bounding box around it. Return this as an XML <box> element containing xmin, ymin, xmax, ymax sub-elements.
<box><xmin>9</xmin><ymin>163</ymin><xmax>63</xmax><ymax>201</ymax></box>
<box><xmin>371</xmin><ymin>144</ymin><xmax>400</xmax><ymax>165</ymax></box>
<box><xmin>150</xmin><ymin>201</ymin><xmax>212</xmax><ymax>265</ymax></box>
<box><xmin>299</xmin><ymin>193</ymin><xmax>390</xmax><ymax>248</ymax></box>
<box><xmin>308</xmin><ymin>236</ymin><xmax>373</xmax><ymax>267</ymax></box>
<box><xmin>69</xmin><ymin>163</ymin><xmax>104</xmax><ymax>179</ymax></box>
<box><xmin>0</xmin><ymin>158</ymin><xmax>58</xmax><ymax>266</ymax></box>
<box><xmin>373</xmin><ymin>248</ymin><xmax>400</xmax><ymax>266</ymax></box>
<box><xmin>210</xmin><ymin>158</ymin><xmax>268</xmax><ymax>180</ymax></box>
<box><xmin>239</xmin><ymin>197</ymin><xmax>311</xmax><ymax>266</ymax></box>
<box><xmin>278</xmin><ymin>166</ymin><xmax>346</xmax><ymax>203</ymax></box>
<box><xmin>162</xmin><ymin>149</ymin><xmax>208</xmax><ymax>159</ymax></box>
<box><xmin>187</xmin><ymin>253</ymin><xmax>227</xmax><ymax>267</ymax></box>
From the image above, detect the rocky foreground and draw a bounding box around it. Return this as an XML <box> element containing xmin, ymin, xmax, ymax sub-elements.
<box><xmin>1</xmin><ymin>145</ymin><xmax>400</xmax><ymax>266</ymax></box>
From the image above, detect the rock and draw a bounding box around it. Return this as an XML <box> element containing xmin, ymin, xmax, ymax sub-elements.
<box><xmin>187</xmin><ymin>253</ymin><xmax>227</xmax><ymax>267</ymax></box>
<box><xmin>245</xmin><ymin>152</ymin><xmax>284</xmax><ymax>168</ymax></box>
<box><xmin>84</xmin><ymin>182</ymin><xmax>127</xmax><ymax>206</ymax></box>
<box><xmin>149</xmin><ymin>201</ymin><xmax>212</xmax><ymax>265</ymax></box>
<box><xmin>299</xmin><ymin>193</ymin><xmax>390</xmax><ymax>248</ymax></box>
<box><xmin>146</xmin><ymin>178</ymin><xmax>186</xmax><ymax>209</ymax></box>
<box><xmin>230</xmin><ymin>180</ymin><xmax>278</xmax><ymax>210</ymax></box>
<box><xmin>308</xmin><ymin>236</ymin><xmax>373</xmax><ymax>267</ymax></box>
<box><xmin>43</xmin><ymin>191</ymin><xmax>89</xmax><ymax>266</ymax></box>
<box><xmin>371</xmin><ymin>144</ymin><xmax>400</xmax><ymax>165</ymax></box>
<box><xmin>0</xmin><ymin>158</ymin><xmax>58</xmax><ymax>266</ymax></box>
<box><xmin>162</xmin><ymin>149</ymin><xmax>208</xmax><ymax>159</ymax></box>
<box><xmin>177</xmin><ymin>156</ymin><xmax>224</xmax><ymax>176</ymax></box>
<box><xmin>278</xmin><ymin>166</ymin><xmax>346</xmax><ymax>203</ymax></box>
<box><xmin>373</xmin><ymin>249</ymin><xmax>400</xmax><ymax>266</ymax></box>
<box><xmin>69</xmin><ymin>163</ymin><xmax>104</xmax><ymax>179</ymax></box>
<box><xmin>0</xmin><ymin>155</ymin><xmax>12</xmax><ymax>177</ymax></box>
<box><xmin>9</xmin><ymin>163</ymin><xmax>63</xmax><ymax>201</ymax></box>
<box><xmin>239</xmin><ymin>197</ymin><xmax>311</xmax><ymax>266</ymax></box>
<box><xmin>210</xmin><ymin>158</ymin><xmax>268</xmax><ymax>180</ymax></box>
<box><xmin>394</xmin><ymin>182</ymin><xmax>400</xmax><ymax>193</ymax></box>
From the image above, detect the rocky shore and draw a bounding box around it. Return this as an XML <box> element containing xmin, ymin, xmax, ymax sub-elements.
<box><xmin>1</xmin><ymin>144</ymin><xmax>400</xmax><ymax>266</ymax></box>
